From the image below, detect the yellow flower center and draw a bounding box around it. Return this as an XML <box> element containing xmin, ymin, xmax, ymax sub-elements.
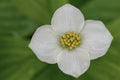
<box><xmin>60</xmin><ymin>32</ymin><xmax>81</xmax><ymax>50</ymax></box>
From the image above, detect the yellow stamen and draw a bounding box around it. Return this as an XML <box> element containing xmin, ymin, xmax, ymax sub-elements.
<box><xmin>60</xmin><ymin>32</ymin><xmax>81</xmax><ymax>50</ymax></box>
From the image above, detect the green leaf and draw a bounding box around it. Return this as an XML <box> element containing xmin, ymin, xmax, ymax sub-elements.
<box><xmin>69</xmin><ymin>0</ymin><xmax>90</xmax><ymax>8</ymax></box>
<box><xmin>32</xmin><ymin>64</ymin><xmax>74</xmax><ymax>80</ymax></box>
<box><xmin>11</xmin><ymin>0</ymin><xmax>69</xmax><ymax>24</ymax></box>
<box><xmin>0</xmin><ymin>36</ymin><xmax>46</xmax><ymax>80</ymax></box>
<box><xmin>0</xmin><ymin>0</ymin><xmax>36</xmax><ymax>37</ymax></box>
<box><xmin>81</xmin><ymin>0</ymin><xmax>120</xmax><ymax>22</ymax></box>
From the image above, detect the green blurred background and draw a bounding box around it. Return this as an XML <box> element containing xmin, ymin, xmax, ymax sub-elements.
<box><xmin>0</xmin><ymin>0</ymin><xmax>120</xmax><ymax>80</ymax></box>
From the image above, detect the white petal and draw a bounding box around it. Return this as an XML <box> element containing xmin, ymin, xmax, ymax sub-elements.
<box><xmin>57</xmin><ymin>48</ymin><xmax>90</xmax><ymax>78</ymax></box>
<box><xmin>29</xmin><ymin>25</ymin><xmax>62</xmax><ymax>64</ymax></box>
<box><xmin>81</xmin><ymin>20</ymin><xmax>113</xmax><ymax>60</ymax></box>
<box><xmin>51</xmin><ymin>4</ymin><xmax>84</xmax><ymax>33</ymax></box>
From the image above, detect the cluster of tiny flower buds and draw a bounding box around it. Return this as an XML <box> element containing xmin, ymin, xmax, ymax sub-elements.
<box><xmin>60</xmin><ymin>32</ymin><xmax>81</xmax><ymax>50</ymax></box>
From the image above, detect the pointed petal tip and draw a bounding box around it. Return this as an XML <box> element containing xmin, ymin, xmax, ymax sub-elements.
<box><xmin>61</xmin><ymin>3</ymin><xmax>78</xmax><ymax>10</ymax></box>
<box><xmin>62</xmin><ymin>3</ymin><xmax>74</xmax><ymax>7</ymax></box>
<box><xmin>71</xmin><ymin>73</ymin><xmax>80</xmax><ymax>78</ymax></box>
<box><xmin>112</xmin><ymin>36</ymin><xmax>114</xmax><ymax>40</ymax></box>
<box><xmin>28</xmin><ymin>43</ymin><xmax>32</xmax><ymax>48</ymax></box>
<box><xmin>28</xmin><ymin>44</ymin><xmax>30</xmax><ymax>48</ymax></box>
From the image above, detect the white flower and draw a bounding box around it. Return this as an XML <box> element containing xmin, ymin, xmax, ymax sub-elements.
<box><xmin>29</xmin><ymin>4</ymin><xmax>113</xmax><ymax>78</ymax></box>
